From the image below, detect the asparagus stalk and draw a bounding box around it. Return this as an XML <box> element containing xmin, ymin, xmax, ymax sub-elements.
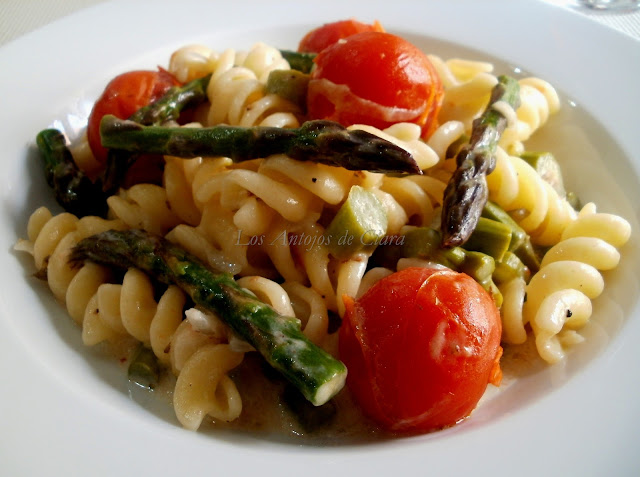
<box><xmin>130</xmin><ymin>73</ymin><xmax>211</xmax><ymax>126</ymax></box>
<box><xmin>100</xmin><ymin>116</ymin><xmax>421</xmax><ymax>174</ymax></box>
<box><xmin>36</xmin><ymin>129</ymin><xmax>108</xmax><ymax>217</ymax></box>
<box><xmin>69</xmin><ymin>229</ymin><xmax>347</xmax><ymax>406</ymax></box>
<box><xmin>102</xmin><ymin>74</ymin><xmax>212</xmax><ymax>193</ymax></box>
<box><xmin>440</xmin><ymin>75</ymin><xmax>521</xmax><ymax>248</ymax></box>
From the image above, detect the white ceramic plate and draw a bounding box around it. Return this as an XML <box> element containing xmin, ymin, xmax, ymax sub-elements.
<box><xmin>1</xmin><ymin>1</ymin><xmax>639</xmax><ymax>475</ymax></box>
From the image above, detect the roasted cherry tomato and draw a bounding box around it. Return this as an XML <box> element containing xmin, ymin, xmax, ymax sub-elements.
<box><xmin>339</xmin><ymin>267</ymin><xmax>502</xmax><ymax>433</ymax></box>
<box><xmin>87</xmin><ymin>68</ymin><xmax>180</xmax><ymax>163</ymax></box>
<box><xmin>298</xmin><ymin>19</ymin><xmax>384</xmax><ymax>53</ymax></box>
<box><xmin>307</xmin><ymin>31</ymin><xmax>444</xmax><ymax>138</ymax></box>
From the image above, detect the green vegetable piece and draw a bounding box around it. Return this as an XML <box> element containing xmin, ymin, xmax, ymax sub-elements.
<box><xmin>130</xmin><ymin>73</ymin><xmax>211</xmax><ymax>126</ymax></box>
<box><xmin>36</xmin><ymin>129</ymin><xmax>107</xmax><ymax>217</ymax></box>
<box><xmin>459</xmin><ymin>251</ymin><xmax>502</xmax><ymax>307</ymax></box>
<box><xmin>402</xmin><ymin>227</ymin><xmax>465</xmax><ymax>269</ymax></box>
<box><xmin>482</xmin><ymin>201</ymin><xmax>540</xmax><ymax>273</ymax></box>
<box><xmin>566</xmin><ymin>191</ymin><xmax>581</xmax><ymax>211</ymax></box>
<box><xmin>520</xmin><ymin>151</ymin><xmax>566</xmax><ymax>197</ymax></box>
<box><xmin>493</xmin><ymin>251</ymin><xmax>528</xmax><ymax>285</ymax></box>
<box><xmin>279</xmin><ymin>49</ymin><xmax>317</xmax><ymax>74</ymax></box>
<box><xmin>326</xmin><ymin>185</ymin><xmax>388</xmax><ymax>259</ymax></box>
<box><xmin>400</xmin><ymin>227</ymin><xmax>502</xmax><ymax>304</ymax></box>
<box><xmin>128</xmin><ymin>345</ymin><xmax>161</xmax><ymax>389</ymax></box>
<box><xmin>464</xmin><ymin>217</ymin><xmax>513</xmax><ymax>262</ymax></box>
<box><xmin>265</xmin><ymin>69</ymin><xmax>310</xmax><ymax>111</ymax></box>
<box><xmin>441</xmin><ymin>75</ymin><xmax>521</xmax><ymax>248</ymax></box>
<box><xmin>100</xmin><ymin>116</ymin><xmax>421</xmax><ymax>174</ymax></box>
<box><xmin>69</xmin><ymin>229</ymin><xmax>347</xmax><ymax>406</ymax></box>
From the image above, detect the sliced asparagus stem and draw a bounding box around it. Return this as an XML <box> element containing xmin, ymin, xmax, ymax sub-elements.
<box><xmin>464</xmin><ymin>217</ymin><xmax>513</xmax><ymax>262</ymax></box>
<box><xmin>100</xmin><ymin>116</ymin><xmax>421</xmax><ymax>174</ymax></box>
<box><xmin>278</xmin><ymin>50</ymin><xmax>317</xmax><ymax>74</ymax></box>
<box><xmin>69</xmin><ymin>229</ymin><xmax>347</xmax><ymax>406</ymax></box>
<box><xmin>325</xmin><ymin>185</ymin><xmax>388</xmax><ymax>259</ymax></box>
<box><xmin>36</xmin><ymin>129</ymin><xmax>108</xmax><ymax>217</ymax></box>
<box><xmin>481</xmin><ymin>200</ymin><xmax>540</xmax><ymax>273</ymax></box>
<box><xmin>265</xmin><ymin>69</ymin><xmax>310</xmax><ymax>111</ymax></box>
<box><xmin>441</xmin><ymin>75</ymin><xmax>521</xmax><ymax>248</ymax></box>
<box><xmin>493</xmin><ymin>251</ymin><xmax>528</xmax><ymax>285</ymax></box>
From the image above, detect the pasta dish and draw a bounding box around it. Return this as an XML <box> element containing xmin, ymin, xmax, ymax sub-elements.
<box><xmin>15</xmin><ymin>19</ymin><xmax>631</xmax><ymax>441</ymax></box>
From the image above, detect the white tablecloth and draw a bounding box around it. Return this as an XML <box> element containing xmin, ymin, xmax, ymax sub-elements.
<box><xmin>1</xmin><ymin>0</ymin><xmax>640</xmax><ymax>47</ymax></box>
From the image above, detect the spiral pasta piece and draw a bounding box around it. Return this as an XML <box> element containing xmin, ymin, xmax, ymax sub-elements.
<box><xmin>173</xmin><ymin>343</ymin><xmax>244</xmax><ymax>430</ymax></box>
<box><xmin>521</xmin><ymin>203</ymin><xmax>631</xmax><ymax>363</ymax></box>
<box><xmin>107</xmin><ymin>184</ymin><xmax>181</xmax><ymax>236</ymax></box>
<box><xmin>169</xmin><ymin>42</ymin><xmax>300</xmax><ymax>128</ymax></box>
<box><xmin>281</xmin><ymin>281</ymin><xmax>331</xmax><ymax>346</ymax></box>
<box><xmin>169</xmin><ymin>44</ymin><xmax>220</xmax><ymax>83</ymax></box>
<box><xmin>487</xmin><ymin>147</ymin><xmax>577</xmax><ymax>246</ymax></box>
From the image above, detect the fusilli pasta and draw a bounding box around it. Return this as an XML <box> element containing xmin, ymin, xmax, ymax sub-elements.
<box><xmin>503</xmin><ymin>203</ymin><xmax>631</xmax><ymax>363</ymax></box>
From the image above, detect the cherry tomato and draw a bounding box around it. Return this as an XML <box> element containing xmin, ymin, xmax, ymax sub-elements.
<box><xmin>298</xmin><ymin>19</ymin><xmax>384</xmax><ymax>53</ymax></box>
<box><xmin>339</xmin><ymin>267</ymin><xmax>502</xmax><ymax>433</ymax></box>
<box><xmin>307</xmin><ymin>31</ymin><xmax>444</xmax><ymax>138</ymax></box>
<box><xmin>87</xmin><ymin>68</ymin><xmax>180</xmax><ymax>163</ymax></box>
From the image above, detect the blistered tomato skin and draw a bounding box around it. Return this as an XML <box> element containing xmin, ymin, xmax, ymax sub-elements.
<box><xmin>307</xmin><ymin>31</ymin><xmax>444</xmax><ymax>138</ymax></box>
<box><xmin>297</xmin><ymin>19</ymin><xmax>385</xmax><ymax>53</ymax></box>
<box><xmin>87</xmin><ymin>69</ymin><xmax>180</xmax><ymax>163</ymax></box>
<box><xmin>339</xmin><ymin>267</ymin><xmax>502</xmax><ymax>433</ymax></box>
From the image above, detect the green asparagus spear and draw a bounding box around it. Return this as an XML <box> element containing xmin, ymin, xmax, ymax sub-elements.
<box><xmin>441</xmin><ymin>75</ymin><xmax>521</xmax><ymax>248</ymax></box>
<box><xmin>102</xmin><ymin>74</ymin><xmax>212</xmax><ymax>193</ymax></box>
<box><xmin>100</xmin><ymin>116</ymin><xmax>421</xmax><ymax>174</ymax></box>
<box><xmin>36</xmin><ymin>129</ymin><xmax>108</xmax><ymax>217</ymax></box>
<box><xmin>279</xmin><ymin>50</ymin><xmax>317</xmax><ymax>74</ymax></box>
<box><xmin>130</xmin><ymin>73</ymin><xmax>211</xmax><ymax>126</ymax></box>
<box><xmin>69</xmin><ymin>229</ymin><xmax>347</xmax><ymax>406</ymax></box>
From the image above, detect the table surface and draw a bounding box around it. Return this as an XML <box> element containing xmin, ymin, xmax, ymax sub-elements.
<box><xmin>1</xmin><ymin>0</ymin><xmax>640</xmax><ymax>47</ymax></box>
